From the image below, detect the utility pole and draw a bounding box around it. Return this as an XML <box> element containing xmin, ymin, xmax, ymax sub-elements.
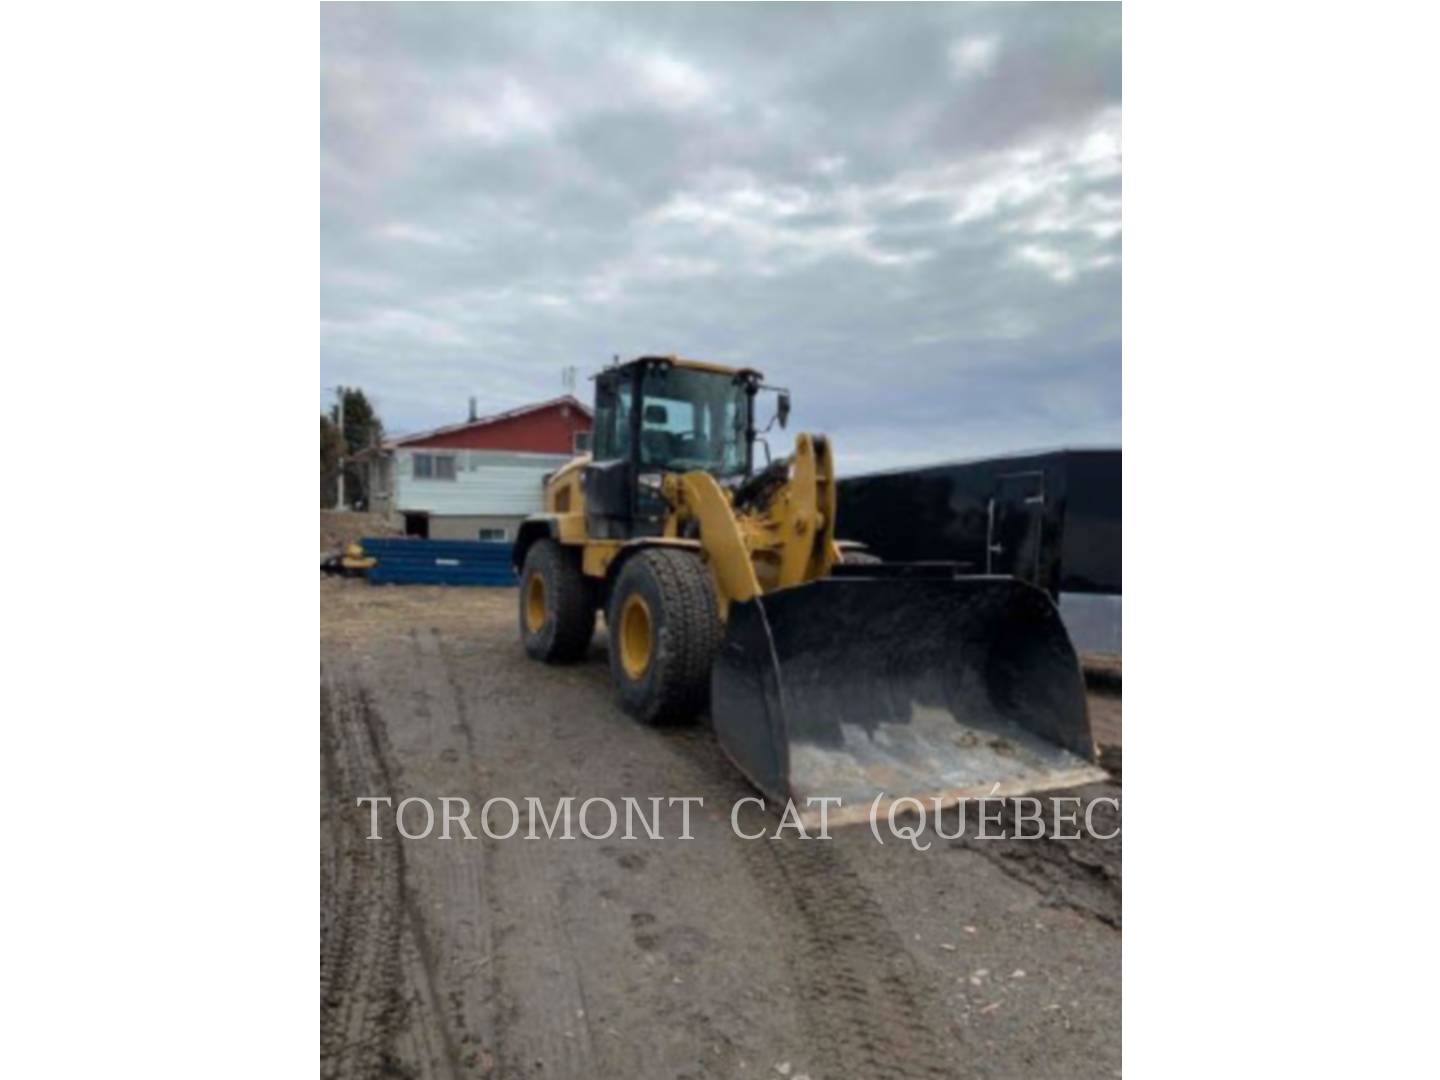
<box><xmin>335</xmin><ymin>385</ymin><xmax>346</xmax><ymax>512</ymax></box>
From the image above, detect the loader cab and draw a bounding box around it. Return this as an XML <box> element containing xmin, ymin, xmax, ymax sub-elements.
<box><xmin>585</xmin><ymin>356</ymin><xmax>761</xmax><ymax>539</ymax></box>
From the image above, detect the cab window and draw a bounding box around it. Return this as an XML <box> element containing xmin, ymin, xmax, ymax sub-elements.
<box><xmin>592</xmin><ymin>370</ymin><xmax>634</xmax><ymax>461</ymax></box>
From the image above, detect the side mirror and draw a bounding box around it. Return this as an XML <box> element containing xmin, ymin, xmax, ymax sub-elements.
<box><xmin>777</xmin><ymin>392</ymin><xmax>791</xmax><ymax>429</ymax></box>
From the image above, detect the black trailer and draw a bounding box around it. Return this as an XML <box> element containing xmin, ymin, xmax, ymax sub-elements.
<box><xmin>836</xmin><ymin>448</ymin><xmax>1121</xmax><ymax>655</ymax></box>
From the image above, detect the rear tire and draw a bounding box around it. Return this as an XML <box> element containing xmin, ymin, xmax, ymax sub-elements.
<box><xmin>606</xmin><ymin>548</ymin><xmax>722</xmax><ymax>725</ymax></box>
<box><xmin>519</xmin><ymin>539</ymin><xmax>595</xmax><ymax>662</ymax></box>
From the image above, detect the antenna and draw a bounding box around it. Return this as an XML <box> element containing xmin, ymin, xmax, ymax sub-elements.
<box><xmin>334</xmin><ymin>385</ymin><xmax>346</xmax><ymax>511</ymax></box>
<box><xmin>561</xmin><ymin>365</ymin><xmax>577</xmax><ymax>394</ymax></box>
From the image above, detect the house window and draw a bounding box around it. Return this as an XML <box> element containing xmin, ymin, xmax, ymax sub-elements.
<box><xmin>413</xmin><ymin>453</ymin><xmax>456</xmax><ymax>480</ymax></box>
<box><xmin>478</xmin><ymin>527</ymin><xmax>507</xmax><ymax>542</ymax></box>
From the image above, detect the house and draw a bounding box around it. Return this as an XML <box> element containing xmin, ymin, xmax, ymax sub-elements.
<box><xmin>364</xmin><ymin>395</ymin><xmax>592</xmax><ymax>541</ymax></box>
<box><xmin>836</xmin><ymin>448</ymin><xmax>1121</xmax><ymax>655</ymax></box>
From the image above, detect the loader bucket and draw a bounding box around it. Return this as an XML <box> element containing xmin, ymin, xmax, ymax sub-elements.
<box><xmin>711</xmin><ymin>573</ymin><xmax>1106</xmax><ymax>827</ymax></box>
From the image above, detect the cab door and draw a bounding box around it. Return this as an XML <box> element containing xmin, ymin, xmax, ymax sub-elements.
<box><xmin>584</xmin><ymin>368</ymin><xmax>637</xmax><ymax>539</ymax></box>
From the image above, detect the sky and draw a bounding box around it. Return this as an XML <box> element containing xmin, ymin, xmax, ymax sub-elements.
<box><xmin>321</xmin><ymin>2</ymin><xmax>1120</xmax><ymax>475</ymax></box>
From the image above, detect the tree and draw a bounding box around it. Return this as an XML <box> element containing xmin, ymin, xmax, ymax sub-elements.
<box><xmin>321</xmin><ymin>388</ymin><xmax>384</xmax><ymax>510</ymax></box>
<box><xmin>338</xmin><ymin>387</ymin><xmax>383</xmax><ymax>458</ymax></box>
<box><xmin>320</xmin><ymin>414</ymin><xmax>345</xmax><ymax>508</ymax></box>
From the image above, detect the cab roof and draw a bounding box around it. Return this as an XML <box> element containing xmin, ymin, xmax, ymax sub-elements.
<box><xmin>608</xmin><ymin>354</ymin><xmax>764</xmax><ymax>382</ymax></box>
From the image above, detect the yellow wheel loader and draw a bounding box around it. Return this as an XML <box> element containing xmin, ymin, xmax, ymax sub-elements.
<box><xmin>514</xmin><ymin>356</ymin><xmax>1104</xmax><ymax>822</ymax></box>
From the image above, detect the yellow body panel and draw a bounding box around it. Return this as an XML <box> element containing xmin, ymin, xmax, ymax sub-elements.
<box><xmin>645</xmin><ymin>354</ymin><xmax>759</xmax><ymax>378</ymax></box>
<box><xmin>670</xmin><ymin>471</ymin><xmax>761</xmax><ymax>619</ymax></box>
<box><xmin>542</xmin><ymin>456</ymin><xmax>591</xmax><ymax>544</ymax></box>
<box><xmin>535</xmin><ymin>426</ymin><xmax>840</xmax><ymax>624</ymax></box>
<box><xmin>581</xmin><ymin>541</ymin><xmax>623</xmax><ymax>579</ymax></box>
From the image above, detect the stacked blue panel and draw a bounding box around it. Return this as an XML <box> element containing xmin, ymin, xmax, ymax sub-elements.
<box><xmin>361</xmin><ymin>538</ymin><xmax>518</xmax><ymax>586</ymax></box>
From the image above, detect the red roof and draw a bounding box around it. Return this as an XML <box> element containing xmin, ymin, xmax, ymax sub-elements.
<box><xmin>386</xmin><ymin>395</ymin><xmax>592</xmax><ymax>455</ymax></box>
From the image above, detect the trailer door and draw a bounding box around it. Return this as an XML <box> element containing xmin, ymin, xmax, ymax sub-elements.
<box><xmin>986</xmin><ymin>471</ymin><xmax>1045</xmax><ymax>583</ymax></box>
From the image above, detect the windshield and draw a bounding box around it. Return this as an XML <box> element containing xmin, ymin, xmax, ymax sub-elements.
<box><xmin>638</xmin><ymin>366</ymin><xmax>749</xmax><ymax>476</ymax></box>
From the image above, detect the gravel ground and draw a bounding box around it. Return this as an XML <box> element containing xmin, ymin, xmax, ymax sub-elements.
<box><xmin>321</xmin><ymin>577</ymin><xmax>1121</xmax><ymax>1079</ymax></box>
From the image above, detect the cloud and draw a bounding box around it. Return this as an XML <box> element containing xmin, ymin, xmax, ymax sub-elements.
<box><xmin>434</xmin><ymin>78</ymin><xmax>556</xmax><ymax>143</ymax></box>
<box><xmin>376</xmin><ymin>222</ymin><xmax>469</xmax><ymax>249</ymax></box>
<box><xmin>623</xmin><ymin>47</ymin><xmax>717</xmax><ymax>110</ymax></box>
<box><xmin>949</xmin><ymin>35</ymin><xmax>1000</xmax><ymax>78</ymax></box>
<box><xmin>321</xmin><ymin>4</ymin><xmax>1120</xmax><ymax>470</ymax></box>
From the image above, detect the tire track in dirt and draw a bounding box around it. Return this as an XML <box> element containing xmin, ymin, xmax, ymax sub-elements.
<box><xmin>513</xmin><ymin>681</ymin><xmax>965</xmax><ymax>1077</ymax></box>
<box><xmin>321</xmin><ymin>672</ymin><xmax>468</xmax><ymax>1080</ymax></box>
<box><xmin>372</xmin><ymin>628</ymin><xmax>503</xmax><ymax>1077</ymax></box>
<box><xmin>658</xmin><ymin>728</ymin><xmax>962</xmax><ymax>1079</ymax></box>
<box><xmin>321</xmin><ymin>678</ymin><xmax>413</xmax><ymax>1078</ymax></box>
<box><xmin>424</xmin><ymin>629</ymin><xmax>600</xmax><ymax>1080</ymax></box>
<box><xmin>746</xmin><ymin>828</ymin><xmax>963</xmax><ymax>1077</ymax></box>
<box><xmin>436</xmin><ymin>629</ymin><xmax>784</xmax><ymax>1078</ymax></box>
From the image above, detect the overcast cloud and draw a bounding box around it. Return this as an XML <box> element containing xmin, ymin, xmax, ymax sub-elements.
<box><xmin>321</xmin><ymin>2</ymin><xmax>1120</xmax><ymax>474</ymax></box>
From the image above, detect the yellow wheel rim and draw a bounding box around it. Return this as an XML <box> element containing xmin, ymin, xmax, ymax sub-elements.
<box><xmin>525</xmin><ymin>573</ymin><xmax>547</xmax><ymax>633</ymax></box>
<box><xmin>618</xmin><ymin>593</ymin><xmax>653</xmax><ymax>679</ymax></box>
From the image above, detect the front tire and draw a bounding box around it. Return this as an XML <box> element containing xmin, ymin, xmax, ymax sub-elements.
<box><xmin>519</xmin><ymin>539</ymin><xmax>594</xmax><ymax>662</ymax></box>
<box><xmin>606</xmin><ymin>548</ymin><xmax>722</xmax><ymax>725</ymax></box>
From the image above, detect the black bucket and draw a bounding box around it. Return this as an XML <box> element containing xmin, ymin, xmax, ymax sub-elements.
<box><xmin>711</xmin><ymin>575</ymin><xmax>1103</xmax><ymax>824</ymax></box>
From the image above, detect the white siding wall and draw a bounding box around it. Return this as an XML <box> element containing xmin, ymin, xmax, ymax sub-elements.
<box><xmin>393</xmin><ymin>448</ymin><xmax>570</xmax><ymax>516</ymax></box>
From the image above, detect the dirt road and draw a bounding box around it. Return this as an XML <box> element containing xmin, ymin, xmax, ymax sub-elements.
<box><xmin>321</xmin><ymin>579</ymin><xmax>1121</xmax><ymax>1079</ymax></box>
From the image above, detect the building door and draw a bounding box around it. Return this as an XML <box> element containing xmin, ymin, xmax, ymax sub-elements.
<box><xmin>986</xmin><ymin>471</ymin><xmax>1045</xmax><ymax>583</ymax></box>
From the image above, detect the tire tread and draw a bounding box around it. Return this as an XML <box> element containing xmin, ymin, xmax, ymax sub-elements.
<box><xmin>609</xmin><ymin>547</ymin><xmax>722</xmax><ymax>723</ymax></box>
<box><xmin>521</xmin><ymin>539</ymin><xmax>595</xmax><ymax>662</ymax></box>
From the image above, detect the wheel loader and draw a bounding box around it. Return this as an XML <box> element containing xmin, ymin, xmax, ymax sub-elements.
<box><xmin>514</xmin><ymin>355</ymin><xmax>1105</xmax><ymax>824</ymax></box>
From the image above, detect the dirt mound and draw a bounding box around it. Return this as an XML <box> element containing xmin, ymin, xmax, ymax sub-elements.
<box><xmin>321</xmin><ymin>510</ymin><xmax>403</xmax><ymax>554</ymax></box>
